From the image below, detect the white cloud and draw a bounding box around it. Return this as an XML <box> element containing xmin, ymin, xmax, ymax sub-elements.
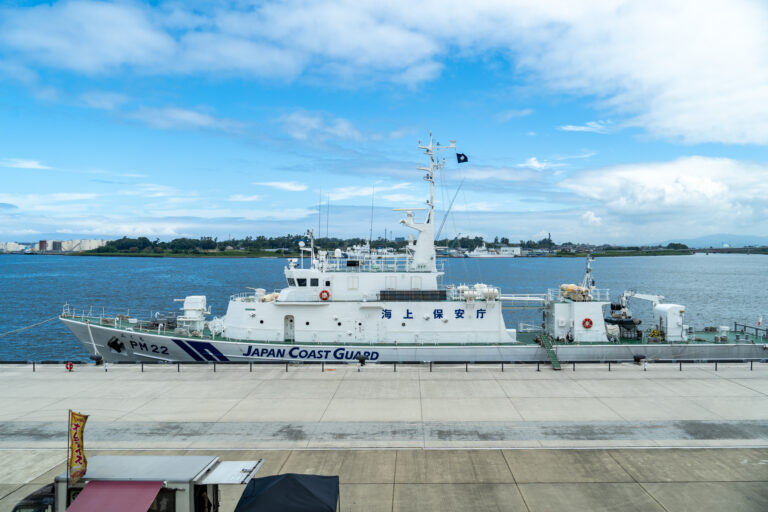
<box><xmin>496</xmin><ymin>108</ymin><xmax>533</xmax><ymax>123</ymax></box>
<box><xmin>253</xmin><ymin>181</ymin><xmax>308</xmax><ymax>192</ymax></box>
<box><xmin>380</xmin><ymin>193</ymin><xmax>425</xmax><ymax>204</ymax></box>
<box><xmin>328</xmin><ymin>183</ymin><xmax>410</xmax><ymax>201</ymax></box>
<box><xmin>558</xmin><ymin>121</ymin><xmax>611</xmax><ymax>134</ymax></box>
<box><xmin>0</xmin><ymin>1</ymin><xmax>174</xmax><ymax>73</ymax></box>
<box><xmin>127</xmin><ymin>107</ymin><xmax>243</xmax><ymax>131</ymax></box>
<box><xmin>279</xmin><ymin>111</ymin><xmax>363</xmax><ymax>141</ymax></box>
<box><xmin>0</xmin><ymin>192</ymin><xmax>98</xmax><ymax>216</ymax></box>
<box><xmin>142</xmin><ymin>207</ymin><xmax>316</xmax><ymax>222</ymax></box>
<box><xmin>229</xmin><ymin>194</ymin><xmax>263</xmax><ymax>202</ymax></box>
<box><xmin>516</xmin><ymin>157</ymin><xmax>563</xmax><ymax>170</ymax></box>
<box><xmin>559</xmin><ymin>156</ymin><xmax>768</xmax><ymax>240</ymax></box>
<box><xmin>119</xmin><ymin>184</ymin><xmax>195</xmax><ymax>199</ymax></box>
<box><xmin>453</xmin><ymin>202</ymin><xmax>497</xmax><ymax>212</ymax></box>
<box><xmin>581</xmin><ymin>211</ymin><xmax>602</xmax><ymax>226</ymax></box>
<box><xmin>1</xmin><ymin>158</ymin><xmax>51</xmax><ymax>169</ymax></box>
<box><xmin>3</xmin><ymin>1</ymin><xmax>768</xmax><ymax>144</ymax></box>
<box><xmin>47</xmin><ymin>193</ymin><xmax>97</xmax><ymax>201</ymax></box>
<box><xmin>80</xmin><ymin>91</ymin><xmax>129</xmax><ymax>110</ymax></box>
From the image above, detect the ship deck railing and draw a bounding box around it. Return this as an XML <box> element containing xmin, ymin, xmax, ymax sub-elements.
<box><xmin>546</xmin><ymin>288</ymin><xmax>611</xmax><ymax>302</ymax></box>
<box><xmin>231</xmin><ymin>287</ymin><xmax>510</xmax><ymax>303</ymax></box>
<box><xmin>320</xmin><ymin>256</ymin><xmax>445</xmax><ymax>273</ymax></box>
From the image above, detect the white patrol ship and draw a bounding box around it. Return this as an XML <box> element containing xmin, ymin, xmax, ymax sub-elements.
<box><xmin>60</xmin><ymin>134</ymin><xmax>768</xmax><ymax>365</ymax></box>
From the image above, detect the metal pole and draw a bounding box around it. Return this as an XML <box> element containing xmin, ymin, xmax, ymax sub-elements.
<box><xmin>715</xmin><ymin>361</ymin><xmax>717</xmax><ymax>371</ymax></box>
<box><xmin>141</xmin><ymin>362</ymin><xmax>144</xmax><ymax>373</ymax></box>
<box><xmin>250</xmin><ymin>362</ymin><xmax>252</xmax><ymax>373</ymax></box>
<box><xmin>177</xmin><ymin>362</ymin><xmax>180</xmax><ymax>372</ymax></box>
<box><xmin>394</xmin><ymin>362</ymin><xmax>397</xmax><ymax>372</ymax></box>
<box><xmin>322</xmin><ymin>361</ymin><xmax>325</xmax><ymax>372</ymax></box>
<box><xmin>501</xmin><ymin>362</ymin><xmax>504</xmax><ymax>372</ymax></box>
<box><xmin>213</xmin><ymin>362</ymin><xmax>216</xmax><ymax>373</ymax></box>
<box><xmin>751</xmin><ymin>361</ymin><xmax>753</xmax><ymax>371</ymax></box>
<box><xmin>537</xmin><ymin>362</ymin><xmax>540</xmax><ymax>372</ymax></box>
<box><xmin>679</xmin><ymin>361</ymin><xmax>682</xmax><ymax>371</ymax></box>
<box><xmin>430</xmin><ymin>361</ymin><xmax>432</xmax><ymax>372</ymax></box>
<box><xmin>465</xmin><ymin>362</ymin><xmax>468</xmax><ymax>373</ymax></box>
<box><xmin>285</xmin><ymin>362</ymin><xmax>288</xmax><ymax>372</ymax></box>
<box><xmin>572</xmin><ymin>361</ymin><xmax>575</xmax><ymax>371</ymax></box>
<box><xmin>608</xmin><ymin>361</ymin><xmax>611</xmax><ymax>372</ymax></box>
<box><xmin>32</xmin><ymin>361</ymin><xmax>35</xmax><ymax>372</ymax></box>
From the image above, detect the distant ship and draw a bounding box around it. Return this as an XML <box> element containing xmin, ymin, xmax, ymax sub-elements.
<box><xmin>60</xmin><ymin>134</ymin><xmax>766</xmax><ymax>364</ymax></box>
<box><xmin>464</xmin><ymin>245</ymin><xmax>521</xmax><ymax>258</ymax></box>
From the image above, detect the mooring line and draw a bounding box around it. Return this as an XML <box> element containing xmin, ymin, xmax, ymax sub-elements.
<box><xmin>0</xmin><ymin>316</ymin><xmax>58</xmax><ymax>338</ymax></box>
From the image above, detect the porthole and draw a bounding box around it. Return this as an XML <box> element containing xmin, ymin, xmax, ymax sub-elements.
<box><xmin>401</xmin><ymin>322</ymin><xmax>406</xmax><ymax>327</ymax></box>
<box><xmin>337</xmin><ymin>322</ymin><xmax>342</xmax><ymax>326</ymax></box>
<box><xmin>306</xmin><ymin>321</ymin><xmax>310</xmax><ymax>326</ymax></box>
<box><xmin>259</xmin><ymin>320</ymin><xmax>264</xmax><ymax>324</ymax></box>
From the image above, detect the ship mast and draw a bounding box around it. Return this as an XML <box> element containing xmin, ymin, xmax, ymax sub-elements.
<box><xmin>400</xmin><ymin>132</ymin><xmax>455</xmax><ymax>271</ymax></box>
<box><xmin>417</xmin><ymin>132</ymin><xmax>455</xmax><ymax>228</ymax></box>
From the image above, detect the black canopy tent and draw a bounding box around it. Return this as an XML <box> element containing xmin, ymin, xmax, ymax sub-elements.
<box><xmin>234</xmin><ymin>473</ymin><xmax>339</xmax><ymax>512</ymax></box>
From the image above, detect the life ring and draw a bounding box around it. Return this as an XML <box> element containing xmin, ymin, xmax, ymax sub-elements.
<box><xmin>319</xmin><ymin>289</ymin><xmax>330</xmax><ymax>301</ymax></box>
<box><xmin>582</xmin><ymin>318</ymin><xmax>593</xmax><ymax>329</ymax></box>
<box><xmin>65</xmin><ymin>361</ymin><xmax>74</xmax><ymax>371</ymax></box>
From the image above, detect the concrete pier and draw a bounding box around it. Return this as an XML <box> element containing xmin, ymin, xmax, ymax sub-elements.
<box><xmin>1</xmin><ymin>362</ymin><xmax>767</xmax><ymax>510</ymax></box>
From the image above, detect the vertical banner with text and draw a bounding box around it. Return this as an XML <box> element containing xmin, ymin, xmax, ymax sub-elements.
<box><xmin>68</xmin><ymin>411</ymin><xmax>88</xmax><ymax>482</ymax></box>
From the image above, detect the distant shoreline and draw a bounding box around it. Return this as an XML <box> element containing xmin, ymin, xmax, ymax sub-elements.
<box><xmin>3</xmin><ymin>248</ymin><xmax>765</xmax><ymax>258</ymax></box>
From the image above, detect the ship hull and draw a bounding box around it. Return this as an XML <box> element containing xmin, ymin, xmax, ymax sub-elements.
<box><xmin>61</xmin><ymin>317</ymin><xmax>767</xmax><ymax>364</ymax></box>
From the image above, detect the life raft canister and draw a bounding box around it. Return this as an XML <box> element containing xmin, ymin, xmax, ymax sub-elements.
<box><xmin>582</xmin><ymin>318</ymin><xmax>593</xmax><ymax>329</ymax></box>
<box><xmin>319</xmin><ymin>289</ymin><xmax>330</xmax><ymax>301</ymax></box>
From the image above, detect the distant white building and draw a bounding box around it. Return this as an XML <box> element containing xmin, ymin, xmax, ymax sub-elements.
<box><xmin>0</xmin><ymin>242</ymin><xmax>24</xmax><ymax>253</ymax></box>
<box><xmin>498</xmin><ymin>246</ymin><xmax>522</xmax><ymax>257</ymax></box>
<box><xmin>19</xmin><ymin>239</ymin><xmax>110</xmax><ymax>252</ymax></box>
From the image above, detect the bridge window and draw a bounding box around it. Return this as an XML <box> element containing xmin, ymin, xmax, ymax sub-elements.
<box><xmin>297</xmin><ymin>278</ymin><xmax>307</xmax><ymax>287</ymax></box>
<box><xmin>287</xmin><ymin>278</ymin><xmax>296</xmax><ymax>286</ymax></box>
<box><xmin>310</xmin><ymin>278</ymin><xmax>319</xmax><ymax>287</ymax></box>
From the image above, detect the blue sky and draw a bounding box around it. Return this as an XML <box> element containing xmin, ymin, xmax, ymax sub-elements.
<box><xmin>2</xmin><ymin>0</ymin><xmax>768</xmax><ymax>244</ymax></box>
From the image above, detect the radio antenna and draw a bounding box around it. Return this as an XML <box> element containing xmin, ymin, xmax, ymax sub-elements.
<box><xmin>369</xmin><ymin>185</ymin><xmax>375</xmax><ymax>245</ymax></box>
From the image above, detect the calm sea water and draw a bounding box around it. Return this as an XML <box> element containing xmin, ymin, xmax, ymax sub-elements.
<box><xmin>0</xmin><ymin>253</ymin><xmax>766</xmax><ymax>361</ymax></box>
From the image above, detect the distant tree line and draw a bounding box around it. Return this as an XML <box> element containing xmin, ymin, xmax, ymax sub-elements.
<box><xmin>88</xmin><ymin>235</ymin><xmax>689</xmax><ymax>255</ymax></box>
